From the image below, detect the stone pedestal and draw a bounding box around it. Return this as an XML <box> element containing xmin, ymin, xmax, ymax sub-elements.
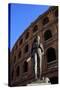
<box><xmin>27</xmin><ymin>79</ymin><xmax>51</xmax><ymax>86</ymax></box>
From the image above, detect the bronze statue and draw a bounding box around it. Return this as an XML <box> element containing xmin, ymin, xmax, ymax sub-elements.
<box><xmin>31</xmin><ymin>35</ymin><xmax>44</xmax><ymax>80</ymax></box>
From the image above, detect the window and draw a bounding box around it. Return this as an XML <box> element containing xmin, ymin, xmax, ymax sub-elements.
<box><xmin>19</xmin><ymin>39</ymin><xmax>23</xmax><ymax>45</ymax></box>
<box><xmin>23</xmin><ymin>61</ymin><xmax>28</xmax><ymax>72</ymax></box>
<box><xmin>24</xmin><ymin>44</ymin><xmax>29</xmax><ymax>53</ymax></box>
<box><xmin>16</xmin><ymin>66</ymin><xmax>20</xmax><ymax>77</ymax></box>
<box><xmin>25</xmin><ymin>32</ymin><xmax>29</xmax><ymax>39</ymax></box>
<box><xmin>55</xmin><ymin>9</ymin><xmax>58</xmax><ymax>17</ymax></box>
<box><xmin>50</xmin><ymin>77</ymin><xmax>58</xmax><ymax>84</ymax></box>
<box><xmin>33</xmin><ymin>25</ymin><xmax>38</xmax><ymax>33</ymax></box>
<box><xmin>11</xmin><ymin>70</ymin><xmax>14</xmax><ymax>80</ymax></box>
<box><xmin>14</xmin><ymin>55</ymin><xmax>16</xmax><ymax>63</ymax></box>
<box><xmin>43</xmin><ymin>17</ymin><xmax>49</xmax><ymax>25</ymax></box>
<box><xmin>46</xmin><ymin>47</ymin><xmax>56</xmax><ymax>63</ymax></box>
<box><xmin>44</xmin><ymin>30</ymin><xmax>52</xmax><ymax>41</ymax></box>
<box><xmin>18</xmin><ymin>51</ymin><xmax>21</xmax><ymax>59</ymax></box>
<box><xmin>15</xmin><ymin>44</ymin><xmax>17</xmax><ymax>50</ymax></box>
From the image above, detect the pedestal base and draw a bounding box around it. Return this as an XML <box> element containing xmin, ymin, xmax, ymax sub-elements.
<box><xmin>27</xmin><ymin>79</ymin><xmax>51</xmax><ymax>86</ymax></box>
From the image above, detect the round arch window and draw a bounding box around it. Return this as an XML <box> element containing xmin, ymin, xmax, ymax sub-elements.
<box><xmin>23</xmin><ymin>61</ymin><xmax>28</xmax><ymax>72</ymax></box>
<box><xmin>44</xmin><ymin>30</ymin><xmax>52</xmax><ymax>41</ymax></box>
<box><xmin>16</xmin><ymin>66</ymin><xmax>20</xmax><ymax>77</ymax></box>
<box><xmin>43</xmin><ymin>17</ymin><xmax>49</xmax><ymax>25</ymax></box>
<box><xmin>46</xmin><ymin>47</ymin><xmax>56</xmax><ymax>63</ymax></box>
<box><xmin>33</xmin><ymin>25</ymin><xmax>38</xmax><ymax>33</ymax></box>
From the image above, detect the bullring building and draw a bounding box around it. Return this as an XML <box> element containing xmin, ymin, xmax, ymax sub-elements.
<box><xmin>9</xmin><ymin>6</ymin><xmax>58</xmax><ymax>86</ymax></box>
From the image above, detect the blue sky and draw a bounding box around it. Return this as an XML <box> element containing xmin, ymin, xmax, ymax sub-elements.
<box><xmin>9</xmin><ymin>3</ymin><xmax>50</xmax><ymax>50</ymax></box>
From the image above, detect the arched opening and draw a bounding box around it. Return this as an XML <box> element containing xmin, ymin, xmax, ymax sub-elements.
<box><xmin>16</xmin><ymin>66</ymin><xmax>20</xmax><ymax>77</ymax></box>
<box><xmin>18</xmin><ymin>50</ymin><xmax>21</xmax><ymax>59</ymax></box>
<box><xmin>43</xmin><ymin>17</ymin><xmax>49</xmax><ymax>25</ymax></box>
<box><xmin>14</xmin><ymin>55</ymin><xmax>16</xmax><ymax>63</ymax></box>
<box><xmin>23</xmin><ymin>61</ymin><xmax>28</xmax><ymax>73</ymax></box>
<box><xmin>44</xmin><ymin>30</ymin><xmax>52</xmax><ymax>41</ymax></box>
<box><xmin>33</xmin><ymin>25</ymin><xmax>38</xmax><ymax>33</ymax></box>
<box><xmin>24</xmin><ymin>44</ymin><xmax>29</xmax><ymax>53</ymax></box>
<box><xmin>11</xmin><ymin>70</ymin><xmax>14</xmax><ymax>80</ymax></box>
<box><xmin>15</xmin><ymin>45</ymin><xmax>17</xmax><ymax>50</ymax></box>
<box><xmin>55</xmin><ymin>9</ymin><xmax>58</xmax><ymax>17</ymax></box>
<box><xmin>50</xmin><ymin>77</ymin><xmax>58</xmax><ymax>84</ymax></box>
<box><xmin>19</xmin><ymin>38</ymin><xmax>23</xmax><ymax>45</ymax></box>
<box><xmin>25</xmin><ymin>32</ymin><xmax>29</xmax><ymax>39</ymax></box>
<box><xmin>46</xmin><ymin>47</ymin><xmax>56</xmax><ymax>63</ymax></box>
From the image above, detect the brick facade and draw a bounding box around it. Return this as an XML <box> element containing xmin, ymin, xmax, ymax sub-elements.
<box><xmin>9</xmin><ymin>6</ymin><xmax>58</xmax><ymax>86</ymax></box>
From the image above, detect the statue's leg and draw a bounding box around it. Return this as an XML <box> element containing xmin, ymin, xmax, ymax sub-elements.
<box><xmin>38</xmin><ymin>48</ymin><xmax>42</xmax><ymax>80</ymax></box>
<box><xmin>34</xmin><ymin>52</ymin><xmax>38</xmax><ymax>80</ymax></box>
<box><xmin>37</xmin><ymin>54</ymin><xmax>40</xmax><ymax>79</ymax></box>
<box><xmin>31</xmin><ymin>54</ymin><xmax>35</xmax><ymax>77</ymax></box>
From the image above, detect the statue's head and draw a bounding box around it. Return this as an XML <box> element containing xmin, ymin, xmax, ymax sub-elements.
<box><xmin>37</xmin><ymin>35</ymin><xmax>40</xmax><ymax>41</ymax></box>
<box><xmin>33</xmin><ymin>35</ymin><xmax>40</xmax><ymax>44</ymax></box>
<box><xmin>35</xmin><ymin>35</ymin><xmax>40</xmax><ymax>40</ymax></box>
<box><xmin>37</xmin><ymin>35</ymin><xmax>40</xmax><ymax>44</ymax></box>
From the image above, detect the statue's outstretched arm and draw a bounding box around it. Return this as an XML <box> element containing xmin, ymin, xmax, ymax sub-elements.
<box><xmin>40</xmin><ymin>43</ymin><xmax>44</xmax><ymax>55</ymax></box>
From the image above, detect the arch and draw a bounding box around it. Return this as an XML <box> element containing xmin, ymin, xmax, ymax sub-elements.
<box><xmin>25</xmin><ymin>32</ymin><xmax>29</xmax><ymax>39</ymax></box>
<box><xmin>50</xmin><ymin>77</ymin><xmax>58</xmax><ymax>84</ymax></box>
<box><xmin>14</xmin><ymin>55</ymin><xmax>16</xmax><ymax>63</ymax></box>
<box><xmin>19</xmin><ymin>38</ymin><xmax>23</xmax><ymax>45</ymax></box>
<box><xmin>43</xmin><ymin>17</ymin><xmax>49</xmax><ymax>25</ymax></box>
<box><xmin>46</xmin><ymin>47</ymin><xmax>56</xmax><ymax>63</ymax></box>
<box><xmin>18</xmin><ymin>50</ymin><xmax>21</xmax><ymax>59</ymax></box>
<box><xmin>44</xmin><ymin>30</ymin><xmax>52</xmax><ymax>41</ymax></box>
<box><xmin>33</xmin><ymin>25</ymin><xmax>38</xmax><ymax>33</ymax></box>
<box><xmin>16</xmin><ymin>66</ymin><xmax>20</xmax><ymax>77</ymax></box>
<box><xmin>23</xmin><ymin>61</ymin><xmax>28</xmax><ymax>72</ymax></box>
<box><xmin>55</xmin><ymin>9</ymin><xmax>58</xmax><ymax>17</ymax></box>
<box><xmin>11</xmin><ymin>70</ymin><xmax>14</xmax><ymax>80</ymax></box>
<box><xmin>24</xmin><ymin>44</ymin><xmax>29</xmax><ymax>53</ymax></box>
